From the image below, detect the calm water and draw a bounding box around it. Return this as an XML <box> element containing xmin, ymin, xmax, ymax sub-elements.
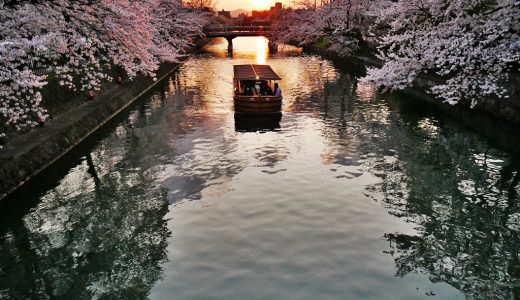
<box><xmin>1</xmin><ymin>37</ymin><xmax>520</xmax><ymax>300</ymax></box>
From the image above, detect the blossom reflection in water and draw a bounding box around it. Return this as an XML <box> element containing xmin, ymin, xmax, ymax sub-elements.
<box><xmin>3</xmin><ymin>36</ymin><xmax>520</xmax><ymax>300</ymax></box>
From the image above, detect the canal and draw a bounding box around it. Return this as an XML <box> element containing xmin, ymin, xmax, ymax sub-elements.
<box><xmin>1</xmin><ymin>37</ymin><xmax>520</xmax><ymax>299</ymax></box>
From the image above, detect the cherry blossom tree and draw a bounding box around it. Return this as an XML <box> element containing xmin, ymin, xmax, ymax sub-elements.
<box><xmin>320</xmin><ymin>0</ymin><xmax>370</xmax><ymax>56</ymax></box>
<box><xmin>152</xmin><ymin>0</ymin><xmax>207</xmax><ymax>63</ymax></box>
<box><xmin>0</xmin><ymin>0</ymin><xmax>208</xmax><ymax>146</ymax></box>
<box><xmin>271</xmin><ymin>8</ymin><xmax>320</xmax><ymax>46</ymax></box>
<box><xmin>362</xmin><ymin>0</ymin><xmax>520</xmax><ymax>106</ymax></box>
<box><xmin>272</xmin><ymin>0</ymin><xmax>369</xmax><ymax>56</ymax></box>
<box><xmin>183</xmin><ymin>0</ymin><xmax>215</xmax><ymax>10</ymax></box>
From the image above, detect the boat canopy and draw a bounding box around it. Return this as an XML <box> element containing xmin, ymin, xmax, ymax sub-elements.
<box><xmin>233</xmin><ymin>64</ymin><xmax>282</xmax><ymax>81</ymax></box>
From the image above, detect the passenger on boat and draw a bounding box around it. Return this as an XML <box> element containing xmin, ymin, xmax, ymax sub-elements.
<box><xmin>244</xmin><ymin>82</ymin><xmax>255</xmax><ymax>96</ymax></box>
<box><xmin>260</xmin><ymin>82</ymin><xmax>273</xmax><ymax>96</ymax></box>
<box><xmin>259</xmin><ymin>82</ymin><xmax>266</xmax><ymax>95</ymax></box>
<box><xmin>266</xmin><ymin>84</ymin><xmax>273</xmax><ymax>95</ymax></box>
<box><xmin>274</xmin><ymin>83</ymin><xmax>282</xmax><ymax>97</ymax></box>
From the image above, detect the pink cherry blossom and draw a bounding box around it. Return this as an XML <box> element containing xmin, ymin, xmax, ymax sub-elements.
<box><xmin>362</xmin><ymin>0</ymin><xmax>520</xmax><ymax>106</ymax></box>
<box><xmin>0</xmin><ymin>0</ymin><xmax>209</xmax><ymax>144</ymax></box>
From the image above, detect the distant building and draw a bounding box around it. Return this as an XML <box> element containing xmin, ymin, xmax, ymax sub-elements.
<box><xmin>252</xmin><ymin>10</ymin><xmax>269</xmax><ymax>19</ymax></box>
<box><xmin>236</xmin><ymin>12</ymin><xmax>248</xmax><ymax>22</ymax></box>
<box><xmin>249</xmin><ymin>2</ymin><xmax>284</xmax><ymax>22</ymax></box>
<box><xmin>270</xmin><ymin>2</ymin><xmax>283</xmax><ymax>14</ymax></box>
<box><xmin>217</xmin><ymin>9</ymin><xmax>231</xmax><ymax>19</ymax></box>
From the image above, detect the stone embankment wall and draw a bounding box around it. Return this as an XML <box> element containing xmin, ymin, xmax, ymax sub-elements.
<box><xmin>412</xmin><ymin>72</ymin><xmax>520</xmax><ymax>124</ymax></box>
<box><xmin>479</xmin><ymin>74</ymin><xmax>520</xmax><ymax>123</ymax></box>
<box><xmin>0</xmin><ymin>62</ymin><xmax>178</xmax><ymax>200</ymax></box>
<box><xmin>0</xmin><ymin>40</ymin><xmax>210</xmax><ymax>201</ymax></box>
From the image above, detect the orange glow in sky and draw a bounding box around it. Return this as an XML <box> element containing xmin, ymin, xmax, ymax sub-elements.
<box><xmin>253</xmin><ymin>0</ymin><xmax>269</xmax><ymax>9</ymax></box>
<box><xmin>215</xmin><ymin>0</ymin><xmax>290</xmax><ymax>11</ymax></box>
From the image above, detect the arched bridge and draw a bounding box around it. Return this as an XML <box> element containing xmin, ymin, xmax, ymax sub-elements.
<box><xmin>204</xmin><ymin>24</ymin><xmax>276</xmax><ymax>51</ymax></box>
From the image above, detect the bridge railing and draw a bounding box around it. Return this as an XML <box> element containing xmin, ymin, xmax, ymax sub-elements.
<box><xmin>204</xmin><ymin>26</ymin><xmax>272</xmax><ymax>33</ymax></box>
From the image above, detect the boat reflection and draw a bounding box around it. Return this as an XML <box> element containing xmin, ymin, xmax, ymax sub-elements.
<box><xmin>234</xmin><ymin>112</ymin><xmax>282</xmax><ymax>132</ymax></box>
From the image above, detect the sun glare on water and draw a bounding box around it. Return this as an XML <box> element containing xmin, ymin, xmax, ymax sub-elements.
<box><xmin>256</xmin><ymin>37</ymin><xmax>268</xmax><ymax>64</ymax></box>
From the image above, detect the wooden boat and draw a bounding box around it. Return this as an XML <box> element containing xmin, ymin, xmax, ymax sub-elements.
<box><xmin>233</xmin><ymin>64</ymin><xmax>282</xmax><ymax>113</ymax></box>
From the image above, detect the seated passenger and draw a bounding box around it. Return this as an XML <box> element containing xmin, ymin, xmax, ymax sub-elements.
<box><xmin>244</xmin><ymin>81</ymin><xmax>256</xmax><ymax>96</ymax></box>
<box><xmin>265</xmin><ymin>84</ymin><xmax>273</xmax><ymax>96</ymax></box>
<box><xmin>240</xmin><ymin>82</ymin><xmax>246</xmax><ymax>95</ymax></box>
<box><xmin>273</xmin><ymin>83</ymin><xmax>282</xmax><ymax>97</ymax></box>
<box><xmin>259</xmin><ymin>82</ymin><xmax>269</xmax><ymax>96</ymax></box>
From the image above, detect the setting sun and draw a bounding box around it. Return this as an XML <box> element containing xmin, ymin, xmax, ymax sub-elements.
<box><xmin>252</xmin><ymin>0</ymin><xmax>270</xmax><ymax>10</ymax></box>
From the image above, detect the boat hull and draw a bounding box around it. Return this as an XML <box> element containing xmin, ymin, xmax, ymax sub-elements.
<box><xmin>233</xmin><ymin>96</ymin><xmax>282</xmax><ymax>113</ymax></box>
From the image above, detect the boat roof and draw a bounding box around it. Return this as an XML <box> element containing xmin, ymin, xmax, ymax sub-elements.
<box><xmin>233</xmin><ymin>64</ymin><xmax>282</xmax><ymax>80</ymax></box>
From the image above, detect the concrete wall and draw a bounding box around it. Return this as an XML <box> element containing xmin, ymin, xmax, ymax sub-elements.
<box><xmin>0</xmin><ymin>62</ymin><xmax>181</xmax><ymax>200</ymax></box>
<box><xmin>412</xmin><ymin>72</ymin><xmax>520</xmax><ymax>124</ymax></box>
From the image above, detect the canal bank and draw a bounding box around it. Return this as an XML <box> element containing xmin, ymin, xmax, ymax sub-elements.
<box><xmin>302</xmin><ymin>44</ymin><xmax>520</xmax><ymax>158</ymax></box>
<box><xmin>303</xmin><ymin>44</ymin><xmax>520</xmax><ymax>125</ymax></box>
<box><xmin>0</xmin><ymin>40</ymin><xmax>211</xmax><ymax>201</ymax></box>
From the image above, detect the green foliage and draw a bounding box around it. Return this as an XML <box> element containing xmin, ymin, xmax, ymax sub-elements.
<box><xmin>314</xmin><ymin>38</ymin><xmax>331</xmax><ymax>49</ymax></box>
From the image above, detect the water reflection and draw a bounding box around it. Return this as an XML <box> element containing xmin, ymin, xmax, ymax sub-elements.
<box><xmin>234</xmin><ymin>112</ymin><xmax>282</xmax><ymax>132</ymax></box>
<box><xmin>357</xmin><ymin>101</ymin><xmax>520</xmax><ymax>299</ymax></box>
<box><xmin>1</xmin><ymin>37</ymin><xmax>520</xmax><ymax>300</ymax></box>
<box><xmin>0</xmin><ymin>142</ymin><xmax>170</xmax><ymax>299</ymax></box>
<box><xmin>255</xmin><ymin>37</ymin><xmax>268</xmax><ymax>64</ymax></box>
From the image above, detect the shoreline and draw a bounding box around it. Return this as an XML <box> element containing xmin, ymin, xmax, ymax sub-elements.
<box><xmin>303</xmin><ymin>44</ymin><xmax>520</xmax><ymax>125</ymax></box>
<box><xmin>0</xmin><ymin>39</ymin><xmax>211</xmax><ymax>202</ymax></box>
<box><xmin>302</xmin><ymin>44</ymin><xmax>520</xmax><ymax>154</ymax></box>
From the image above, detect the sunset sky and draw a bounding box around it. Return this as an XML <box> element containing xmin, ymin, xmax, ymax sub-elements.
<box><xmin>215</xmin><ymin>0</ymin><xmax>292</xmax><ymax>11</ymax></box>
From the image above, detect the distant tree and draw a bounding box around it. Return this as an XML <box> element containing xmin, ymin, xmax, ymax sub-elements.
<box><xmin>271</xmin><ymin>8</ymin><xmax>320</xmax><ymax>46</ymax></box>
<box><xmin>292</xmin><ymin>0</ymin><xmax>317</xmax><ymax>9</ymax></box>
<box><xmin>183</xmin><ymin>0</ymin><xmax>215</xmax><ymax>11</ymax></box>
<box><xmin>273</xmin><ymin>0</ymin><xmax>370</xmax><ymax>56</ymax></box>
